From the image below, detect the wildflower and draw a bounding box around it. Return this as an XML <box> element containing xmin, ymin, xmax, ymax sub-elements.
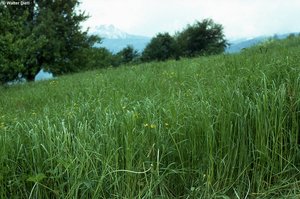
<box><xmin>165</xmin><ymin>123</ymin><xmax>169</xmax><ymax>127</ymax></box>
<box><xmin>150</xmin><ymin>124</ymin><xmax>156</xmax><ymax>129</ymax></box>
<box><xmin>144</xmin><ymin>123</ymin><xmax>149</xmax><ymax>127</ymax></box>
<box><xmin>0</xmin><ymin>122</ymin><xmax>5</xmax><ymax>129</ymax></box>
<box><xmin>50</xmin><ymin>80</ymin><xmax>56</xmax><ymax>85</ymax></box>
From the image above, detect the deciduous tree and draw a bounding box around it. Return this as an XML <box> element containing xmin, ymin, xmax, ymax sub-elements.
<box><xmin>176</xmin><ymin>19</ymin><xmax>227</xmax><ymax>57</ymax></box>
<box><xmin>0</xmin><ymin>0</ymin><xmax>100</xmax><ymax>83</ymax></box>
<box><xmin>117</xmin><ymin>45</ymin><xmax>139</xmax><ymax>64</ymax></box>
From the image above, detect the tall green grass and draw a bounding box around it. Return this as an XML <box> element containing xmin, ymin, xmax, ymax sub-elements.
<box><xmin>0</xmin><ymin>37</ymin><xmax>300</xmax><ymax>198</ymax></box>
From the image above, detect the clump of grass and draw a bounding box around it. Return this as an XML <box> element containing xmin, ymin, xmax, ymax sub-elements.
<box><xmin>0</xmin><ymin>36</ymin><xmax>300</xmax><ymax>198</ymax></box>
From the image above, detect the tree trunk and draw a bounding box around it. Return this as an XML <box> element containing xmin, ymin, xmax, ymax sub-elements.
<box><xmin>24</xmin><ymin>66</ymin><xmax>41</xmax><ymax>82</ymax></box>
<box><xmin>26</xmin><ymin>73</ymin><xmax>36</xmax><ymax>82</ymax></box>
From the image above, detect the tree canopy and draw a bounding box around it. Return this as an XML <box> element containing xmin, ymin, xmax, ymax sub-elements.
<box><xmin>117</xmin><ymin>45</ymin><xmax>139</xmax><ymax>64</ymax></box>
<box><xmin>0</xmin><ymin>0</ymin><xmax>99</xmax><ymax>83</ymax></box>
<box><xmin>141</xmin><ymin>33</ymin><xmax>178</xmax><ymax>62</ymax></box>
<box><xmin>140</xmin><ymin>19</ymin><xmax>227</xmax><ymax>62</ymax></box>
<box><xmin>176</xmin><ymin>19</ymin><xmax>228</xmax><ymax>57</ymax></box>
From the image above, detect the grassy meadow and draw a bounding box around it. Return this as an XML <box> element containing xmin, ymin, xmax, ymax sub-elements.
<box><xmin>0</xmin><ymin>37</ymin><xmax>300</xmax><ymax>198</ymax></box>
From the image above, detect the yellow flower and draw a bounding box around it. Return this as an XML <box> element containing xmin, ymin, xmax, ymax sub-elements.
<box><xmin>0</xmin><ymin>122</ymin><xmax>5</xmax><ymax>129</ymax></box>
<box><xmin>50</xmin><ymin>80</ymin><xmax>57</xmax><ymax>85</ymax></box>
<box><xmin>144</xmin><ymin>123</ymin><xmax>156</xmax><ymax>129</ymax></box>
<box><xmin>150</xmin><ymin>124</ymin><xmax>156</xmax><ymax>129</ymax></box>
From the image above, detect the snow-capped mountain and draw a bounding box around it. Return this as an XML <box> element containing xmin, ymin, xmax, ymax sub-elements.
<box><xmin>90</xmin><ymin>24</ymin><xmax>151</xmax><ymax>53</ymax></box>
<box><xmin>90</xmin><ymin>24</ymin><xmax>130</xmax><ymax>39</ymax></box>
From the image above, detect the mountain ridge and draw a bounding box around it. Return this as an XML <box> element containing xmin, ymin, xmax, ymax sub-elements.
<box><xmin>90</xmin><ymin>24</ymin><xmax>151</xmax><ymax>53</ymax></box>
<box><xmin>89</xmin><ymin>24</ymin><xmax>299</xmax><ymax>54</ymax></box>
<box><xmin>226</xmin><ymin>32</ymin><xmax>299</xmax><ymax>53</ymax></box>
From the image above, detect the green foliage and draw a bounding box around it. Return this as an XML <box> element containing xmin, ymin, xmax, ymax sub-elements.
<box><xmin>141</xmin><ymin>19</ymin><xmax>227</xmax><ymax>62</ymax></box>
<box><xmin>0</xmin><ymin>11</ymin><xmax>24</xmax><ymax>83</ymax></box>
<box><xmin>84</xmin><ymin>47</ymin><xmax>114</xmax><ymax>69</ymax></box>
<box><xmin>142</xmin><ymin>33</ymin><xmax>178</xmax><ymax>61</ymax></box>
<box><xmin>27</xmin><ymin>173</ymin><xmax>46</xmax><ymax>183</ymax></box>
<box><xmin>0</xmin><ymin>3</ymin><xmax>46</xmax><ymax>84</ymax></box>
<box><xmin>0</xmin><ymin>0</ymin><xmax>99</xmax><ymax>83</ymax></box>
<box><xmin>176</xmin><ymin>19</ymin><xmax>227</xmax><ymax>56</ymax></box>
<box><xmin>116</xmin><ymin>45</ymin><xmax>139</xmax><ymax>64</ymax></box>
<box><xmin>28</xmin><ymin>0</ymin><xmax>100</xmax><ymax>77</ymax></box>
<box><xmin>1</xmin><ymin>37</ymin><xmax>300</xmax><ymax>198</ymax></box>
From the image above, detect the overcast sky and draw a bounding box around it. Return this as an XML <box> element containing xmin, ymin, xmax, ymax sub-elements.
<box><xmin>80</xmin><ymin>0</ymin><xmax>300</xmax><ymax>40</ymax></box>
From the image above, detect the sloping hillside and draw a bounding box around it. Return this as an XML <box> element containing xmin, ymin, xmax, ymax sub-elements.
<box><xmin>1</xmin><ymin>36</ymin><xmax>300</xmax><ymax>198</ymax></box>
<box><xmin>226</xmin><ymin>32</ymin><xmax>299</xmax><ymax>53</ymax></box>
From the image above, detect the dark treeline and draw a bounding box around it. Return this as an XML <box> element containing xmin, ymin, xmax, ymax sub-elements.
<box><xmin>118</xmin><ymin>19</ymin><xmax>228</xmax><ymax>64</ymax></box>
<box><xmin>0</xmin><ymin>0</ymin><xmax>227</xmax><ymax>85</ymax></box>
<box><xmin>142</xmin><ymin>19</ymin><xmax>228</xmax><ymax>62</ymax></box>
